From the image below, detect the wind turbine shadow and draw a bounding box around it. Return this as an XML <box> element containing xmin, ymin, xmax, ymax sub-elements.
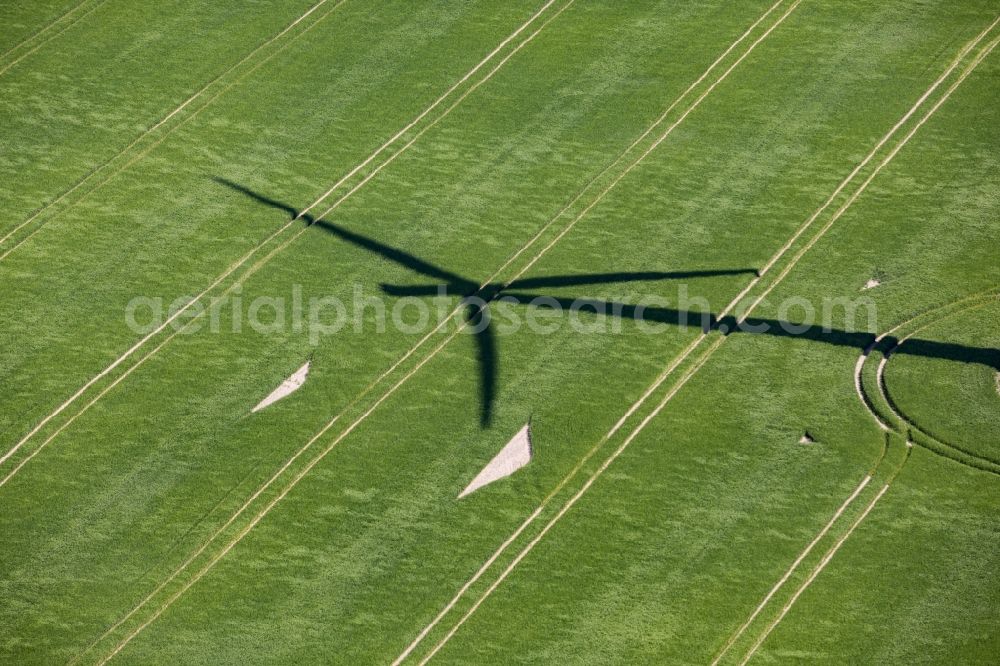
<box><xmin>214</xmin><ymin>177</ymin><xmax>1000</xmax><ymax>429</ymax></box>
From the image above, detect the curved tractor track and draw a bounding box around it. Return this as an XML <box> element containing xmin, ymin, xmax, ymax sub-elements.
<box><xmin>854</xmin><ymin>290</ymin><xmax>1000</xmax><ymax>476</ymax></box>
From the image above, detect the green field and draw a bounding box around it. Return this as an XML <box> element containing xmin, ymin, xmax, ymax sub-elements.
<box><xmin>1</xmin><ymin>1</ymin><xmax>998</xmax><ymax>663</ymax></box>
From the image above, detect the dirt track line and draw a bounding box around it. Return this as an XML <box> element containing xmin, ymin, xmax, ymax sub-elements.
<box><xmin>213</xmin><ymin>0</ymin><xmax>581</xmax><ymax>303</ymax></box>
<box><xmin>609</xmin><ymin>11</ymin><xmax>997</xmax><ymax>436</ymax></box>
<box><xmin>872</xmin><ymin>297</ymin><xmax>1000</xmax><ymax>474</ymax></box>
<box><xmin>511</xmin><ymin>27</ymin><xmax>1000</xmax><ymax>663</ymax></box>
<box><xmin>93</xmin><ymin>314</ymin><xmax>492</xmax><ymax>665</ymax></box>
<box><xmin>738</xmin><ymin>483</ymin><xmax>891</xmax><ymax>665</ymax></box>
<box><xmin>608</xmin><ymin>12</ymin><xmax>994</xmax><ymax>438</ymax></box>
<box><xmin>79</xmin><ymin>3</ymin><xmax>794</xmax><ymax>661</ymax></box>
<box><xmin>403</xmin><ymin>19</ymin><xmax>1000</xmax><ymax>663</ymax></box>
<box><xmin>2</xmin><ymin>0</ymin><xmax>780</xmax><ymax>481</ymax></box>
<box><xmin>262</xmin><ymin>0</ymin><xmax>795</xmax><ymax>465</ymax></box>
<box><xmin>853</xmin><ymin>345</ymin><xmax>892</xmax><ymax>431</ymax></box>
<box><xmin>1</xmin><ymin>0</ymin><xmax>567</xmax><ymax>262</ymax></box>
<box><xmin>494</xmin><ymin>0</ymin><xmax>798</xmax><ymax>286</ymax></box>
<box><xmin>0</xmin><ymin>0</ymin><xmax>344</xmax><ymax>255</ymax></box>
<box><xmin>85</xmin><ymin>8</ymin><xmax>1000</xmax><ymax>663</ymax></box>
<box><xmin>2</xmin><ymin>0</ymin><xmax>575</xmax><ymax>498</ymax></box>
<box><xmin>709</xmin><ymin>475</ymin><xmax>871</xmax><ymax>665</ymax></box>
<box><xmin>0</xmin><ymin>0</ymin><xmax>566</xmax><ymax>478</ymax></box>
<box><xmin>0</xmin><ymin>0</ymin><xmax>109</xmax><ymax>77</ymax></box>
<box><xmin>719</xmin><ymin>13</ymin><xmax>1000</xmax><ymax>321</ymax></box>
<box><xmin>74</xmin><ymin>6</ymin><xmax>577</xmax><ymax>662</ymax></box>
<box><xmin>0</xmin><ymin>0</ymin><xmax>94</xmax><ymax>62</ymax></box>
<box><xmin>739</xmin><ymin>30</ymin><xmax>1000</xmax><ymax>322</ymax></box>
<box><xmin>853</xmin><ymin>290</ymin><xmax>999</xmax><ymax>432</ymax></box>
<box><xmin>416</xmin><ymin>335</ymin><xmax>725</xmax><ymax>665</ymax></box>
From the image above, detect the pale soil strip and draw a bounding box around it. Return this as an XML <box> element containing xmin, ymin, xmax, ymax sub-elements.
<box><xmin>0</xmin><ymin>0</ymin><xmax>109</xmax><ymax>77</ymax></box>
<box><xmin>0</xmin><ymin>0</ymin><xmax>565</xmax><ymax>476</ymax></box>
<box><xmin>251</xmin><ymin>361</ymin><xmax>310</xmax><ymax>412</ymax></box>
<box><xmin>1</xmin><ymin>0</ymin><xmax>576</xmax><ymax>496</ymax></box>
<box><xmin>404</xmin><ymin>20</ymin><xmax>1000</xmax><ymax>664</ymax></box>
<box><xmin>854</xmin><ymin>291</ymin><xmax>999</xmax><ymax>432</ymax></box>
<box><xmin>719</xmin><ymin>13</ymin><xmax>1000</xmax><ymax>320</ymax></box>
<box><xmin>0</xmin><ymin>0</ymin><xmax>94</xmax><ymax>61</ymax></box>
<box><xmin>609</xmin><ymin>14</ymin><xmax>1000</xmax><ymax>443</ymax></box>
<box><xmin>709</xmin><ymin>475</ymin><xmax>871</xmax><ymax>665</ymax></box>
<box><xmin>854</xmin><ymin>346</ymin><xmax>892</xmax><ymax>432</ymax></box>
<box><xmin>0</xmin><ymin>0</ymin><xmax>343</xmax><ymax>254</ymax></box>
<box><xmin>737</xmin><ymin>31</ymin><xmax>1000</xmax><ymax>323</ymax></box>
<box><xmin>738</xmin><ymin>483</ymin><xmax>891</xmax><ymax>665</ymax></box>
<box><xmin>73</xmin><ymin>6</ymin><xmax>576</xmax><ymax>662</ymax></box>
<box><xmin>5</xmin><ymin>0</ymin><xmax>781</xmax><ymax>489</ymax></box>
<box><xmin>417</xmin><ymin>336</ymin><xmax>725</xmax><ymax>666</ymax></box>
<box><xmin>80</xmin><ymin>4</ymin><xmax>793</xmax><ymax>661</ymax></box>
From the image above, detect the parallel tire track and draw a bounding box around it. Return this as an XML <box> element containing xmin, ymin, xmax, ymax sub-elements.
<box><xmin>0</xmin><ymin>0</ymin><xmax>569</xmax><ymax>483</ymax></box>
<box><xmin>73</xmin><ymin>2</ymin><xmax>798</xmax><ymax>662</ymax></box>
<box><xmin>0</xmin><ymin>0</ymin><xmax>109</xmax><ymax>77</ymax></box>
<box><xmin>709</xmin><ymin>474</ymin><xmax>872</xmax><ymax>665</ymax></box>
<box><xmin>0</xmin><ymin>0</ymin><xmax>91</xmax><ymax>61</ymax></box>
<box><xmin>0</xmin><ymin>0</ymin><xmax>347</xmax><ymax>258</ymax></box>
<box><xmin>401</xmin><ymin>17</ymin><xmax>1000</xmax><ymax>663</ymax></box>
<box><xmin>65</xmin><ymin>2</ymin><xmax>576</xmax><ymax>661</ymax></box>
<box><xmin>856</xmin><ymin>293</ymin><xmax>1000</xmax><ymax>476</ymax></box>
<box><xmin>711</xmin><ymin>429</ymin><xmax>898</xmax><ymax>665</ymax></box>
<box><xmin>608</xmin><ymin>12</ymin><xmax>1000</xmax><ymax>440</ymax></box>
<box><xmin>736</xmin><ymin>477</ymin><xmax>897</xmax><ymax>665</ymax></box>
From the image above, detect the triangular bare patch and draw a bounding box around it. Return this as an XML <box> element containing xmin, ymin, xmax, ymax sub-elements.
<box><xmin>459</xmin><ymin>424</ymin><xmax>532</xmax><ymax>499</ymax></box>
<box><xmin>799</xmin><ymin>431</ymin><xmax>816</xmax><ymax>444</ymax></box>
<box><xmin>252</xmin><ymin>361</ymin><xmax>310</xmax><ymax>413</ymax></box>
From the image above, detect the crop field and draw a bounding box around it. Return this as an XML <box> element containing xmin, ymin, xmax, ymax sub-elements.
<box><xmin>1</xmin><ymin>0</ymin><xmax>998</xmax><ymax>663</ymax></box>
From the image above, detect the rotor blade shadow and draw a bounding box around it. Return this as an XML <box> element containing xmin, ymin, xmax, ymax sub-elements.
<box><xmin>380</xmin><ymin>284</ymin><xmax>450</xmax><ymax>298</ymax></box>
<box><xmin>507</xmin><ymin>268</ymin><xmax>758</xmax><ymax>291</ymax></box>
<box><xmin>313</xmin><ymin>219</ymin><xmax>473</xmax><ymax>287</ymax></box>
<box><xmin>213</xmin><ymin>177</ymin><xmax>301</xmax><ymax>220</ymax></box>
<box><xmin>214</xmin><ymin>178</ymin><xmax>468</xmax><ymax>286</ymax></box>
<box><xmin>466</xmin><ymin>302</ymin><xmax>498</xmax><ymax>428</ymax></box>
<box><xmin>380</xmin><ymin>267</ymin><xmax>760</xmax><ymax>301</ymax></box>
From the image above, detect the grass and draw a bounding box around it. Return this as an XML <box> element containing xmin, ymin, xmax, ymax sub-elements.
<box><xmin>0</xmin><ymin>0</ymin><xmax>997</xmax><ymax>663</ymax></box>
